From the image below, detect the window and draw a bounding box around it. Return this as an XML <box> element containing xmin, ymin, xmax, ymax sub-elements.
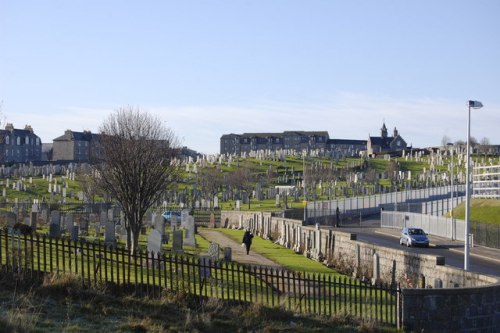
<box><xmin>5</xmin><ymin>136</ymin><xmax>9</xmax><ymax>145</ymax></box>
<box><xmin>17</xmin><ymin>137</ymin><xmax>21</xmax><ymax>145</ymax></box>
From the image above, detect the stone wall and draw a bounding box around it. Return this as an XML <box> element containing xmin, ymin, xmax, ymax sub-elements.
<box><xmin>402</xmin><ymin>285</ymin><xmax>500</xmax><ymax>332</ymax></box>
<box><xmin>220</xmin><ymin>210</ymin><xmax>500</xmax><ymax>331</ymax></box>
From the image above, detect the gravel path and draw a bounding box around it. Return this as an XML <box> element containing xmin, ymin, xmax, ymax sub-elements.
<box><xmin>197</xmin><ymin>229</ymin><xmax>282</xmax><ymax>268</ymax></box>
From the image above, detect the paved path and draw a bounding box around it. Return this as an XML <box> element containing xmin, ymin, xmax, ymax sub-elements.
<box><xmin>197</xmin><ymin>229</ymin><xmax>282</xmax><ymax>268</ymax></box>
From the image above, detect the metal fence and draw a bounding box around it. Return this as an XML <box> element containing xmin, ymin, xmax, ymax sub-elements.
<box><xmin>0</xmin><ymin>229</ymin><xmax>400</xmax><ymax>326</ymax></box>
<box><xmin>381</xmin><ymin>211</ymin><xmax>500</xmax><ymax>249</ymax></box>
<box><xmin>307</xmin><ymin>185</ymin><xmax>466</xmax><ymax>221</ymax></box>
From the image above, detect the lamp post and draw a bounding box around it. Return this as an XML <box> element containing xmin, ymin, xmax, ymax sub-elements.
<box><xmin>464</xmin><ymin>100</ymin><xmax>483</xmax><ymax>271</ymax></box>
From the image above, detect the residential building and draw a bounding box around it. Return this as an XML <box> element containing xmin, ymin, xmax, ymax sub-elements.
<box><xmin>0</xmin><ymin>123</ymin><xmax>42</xmax><ymax>163</ymax></box>
<box><xmin>220</xmin><ymin>131</ymin><xmax>330</xmax><ymax>155</ymax></box>
<box><xmin>52</xmin><ymin>130</ymin><xmax>101</xmax><ymax>162</ymax></box>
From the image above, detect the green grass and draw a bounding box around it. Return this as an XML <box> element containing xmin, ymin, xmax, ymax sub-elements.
<box><xmin>453</xmin><ymin>199</ymin><xmax>500</xmax><ymax>225</ymax></box>
<box><xmin>215</xmin><ymin>228</ymin><xmax>342</xmax><ymax>275</ymax></box>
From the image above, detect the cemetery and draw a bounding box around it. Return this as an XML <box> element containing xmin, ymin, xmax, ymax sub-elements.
<box><xmin>1</xmin><ymin>148</ymin><xmax>500</xmax><ymax>330</ymax></box>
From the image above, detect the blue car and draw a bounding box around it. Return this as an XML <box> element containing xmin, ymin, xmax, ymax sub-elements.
<box><xmin>162</xmin><ymin>211</ymin><xmax>181</xmax><ymax>221</ymax></box>
<box><xmin>400</xmin><ymin>227</ymin><xmax>429</xmax><ymax>248</ymax></box>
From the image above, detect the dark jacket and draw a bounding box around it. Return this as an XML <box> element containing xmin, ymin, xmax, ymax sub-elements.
<box><xmin>242</xmin><ymin>231</ymin><xmax>253</xmax><ymax>245</ymax></box>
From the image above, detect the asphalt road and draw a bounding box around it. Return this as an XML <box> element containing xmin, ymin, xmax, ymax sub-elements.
<box><xmin>336</xmin><ymin>216</ymin><xmax>500</xmax><ymax>278</ymax></box>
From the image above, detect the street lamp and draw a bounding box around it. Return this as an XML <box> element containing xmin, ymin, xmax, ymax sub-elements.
<box><xmin>464</xmin><ymin>100</ymin><xmax>483</xmax><ymax>271</ymax></box>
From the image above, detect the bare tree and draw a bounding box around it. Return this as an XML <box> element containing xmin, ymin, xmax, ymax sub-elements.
<box><xmin>93</xmin><ymin>107</ymin><xmax>180</xmax><ymax>253</ymax></box>
<box><xmin>229</xmin><ymin>162</ymin><xmax>256</xmax><ymax>209</ymax></box>
<box><xmin>197</xmin><ymin>166</ymin><xmax>223</xmax><ymax>208</ymax></box>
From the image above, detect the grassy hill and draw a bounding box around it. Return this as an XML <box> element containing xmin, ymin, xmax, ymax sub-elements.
<box><xmin>453</xmin><ymin>199</ymin><xmax>500</xmax><ymax>225</ymax></box>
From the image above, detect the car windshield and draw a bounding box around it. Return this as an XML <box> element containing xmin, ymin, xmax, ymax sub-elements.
<box><xmin>409</xmin><ymin>229</ymin><xmax>425</xmax><ymax>235</ymax></box>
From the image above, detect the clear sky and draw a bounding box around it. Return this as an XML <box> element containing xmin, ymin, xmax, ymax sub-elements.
<box><xmin>1</xmin><ymin>0</ymin><xmax>499</xmax><ymax>154</ymax></box>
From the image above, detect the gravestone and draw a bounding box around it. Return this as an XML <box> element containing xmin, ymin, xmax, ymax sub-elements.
<box><xmin>183</xmin><ymin>216</ymin><xmax>196</xmax><ymax>247</ymax></box>
<box><xmin>208</xmin><ymin>242</ymin><xmax>220</xmax><ymax>263</ymax></box>
<box><xmin>213</xmin><ymin>195</ymin><xmax>219</xmax><ymax>208</ymax></box>
<box><xmin>49</xmin><ymin>223</ymin><xmax>61</xmax><ymax>238</ymax></box>
<box><xmin>171</xmin><ymin>215</ymin><xmax>178</xmax><ymax>230</ymax></box>
<box><xmin>153</xmin><ymin>214</ymin><xmax>165</xmax><ymax>236</ymax></box>
<box><xmin>80</xmin><ymin>218</ymin><xmax>89</xmax><ymax>236</ymax></box>
<box><xmin>172</xmin><ymin>230</ymin><xmax>183</xmax><ymax>253</ymax></box>
<box><xmin>180</xmin><ymin>209</ymin><xmax>190</xmax><ymax>228</ymax></box>
<box><xmin>104</xmin><ymin>222</ymin><xmax>115</xmax><ymax>245</ymax></box>
<box><xmin>198</xmin><ymin>255</ymin><xmax>211</xmax><ymax>278</ymax></box>
<box><xmin>209</xmin><ymin>213</ymin><xmax>216</xmax><ymax>228</ymax></box>
<box><xmin>70</xmin><ymin>225</ymin><xmax>79</xmax><ymax>242</ymax></box>
<box><xmin>30</xmin><ymin>211</ymin><xmax>37</xmax><ymax>230</ymax></box>
<box><xmin>100</xmin><ymin>211</ymin><xmax>108</xmax><ymax>226</ymax></box>
<box><xmin>65</xmin><ymin>214</ymin><xmax>74</xmax><ymax>233</ymax></box>
<box><xmin>50</xmin><ymin>210</ymin><xmax>61</xmax><ymax>226</ymax></box>
<box><xmin>147</xmin><ymin>229</ymin><xmax>163</xmax><ymax>256</ymax></box>
<box><xmin>223</xmin><ymin>247</ymin><xmax>232</xmax><ymax>262</ymax></box>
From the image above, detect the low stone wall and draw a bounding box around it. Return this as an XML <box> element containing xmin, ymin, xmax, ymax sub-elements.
<box><xmin>220</xmin><ymin>210</ymin><xmax>500</xmax><ymax>331</ymax></box>
<box><xmin>402</xmin><ymin>285</ymin><xmax>500</xmax><ymax>332</ymax></box>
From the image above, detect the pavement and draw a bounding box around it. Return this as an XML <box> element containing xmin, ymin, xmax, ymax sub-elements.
<box><xmin>197</xmin><ymin>229</ymin><xmax>282</xmax><ymax>268</ymax></box>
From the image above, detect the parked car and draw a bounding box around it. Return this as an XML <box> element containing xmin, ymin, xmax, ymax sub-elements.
<box><xmin>400</xmin><ymin>227</ymin><xmax>429</xmax><ymax>247</ymax></box>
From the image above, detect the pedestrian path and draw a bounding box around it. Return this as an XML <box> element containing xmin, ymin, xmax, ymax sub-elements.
<box><xmin>197</xmin><ymin>229</ymin><xmax>282</xmax><ymax>268</ymax></box>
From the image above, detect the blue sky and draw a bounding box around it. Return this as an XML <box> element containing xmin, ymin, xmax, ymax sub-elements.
<box><xmin>1</xmin><ymin>0</ymin><xmax>499</xmax><ymax>154</ymax></box>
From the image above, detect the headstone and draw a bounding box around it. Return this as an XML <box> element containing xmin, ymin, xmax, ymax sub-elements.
<box><xmin>223</xmin><ymin>247</ymin><xmax>232</xmax><ymax>262</ymax></box>
<box><xmin>50</xmin><ymin>210</ymin><xmax>61</xmax><ymax>226</ymax></box>
<box><xmin>104</xmin><ymin>222</ymin><xmax>115</xmax><ymax>245</ymax></box>
<box><xmin>147</xmin><ymin>229</ymin><xmax>163</xmax><ymax>256</ymax></box>
<box><xmin>171</xmin><ymin>215</ymin><xmax>178</xmax><ymax>230</ymax></box>
<box><xmin>181</xmin><ymin>209</ymin><xmax>190</xmax><ymax>228</ymax></box>
<box><xmin>30</xmin><ymin>211</ymin><xmax>37</xmax><ymax>230</ymax></box>
<box><xmin>80</xmin><ymin>218</ymin><xmax>89</xmax><ymax>236</ymax></box>
<box><xmin>198</xmin><ymin>255</ymin><xmax>211</xmax><ymax>278</ymax></box>
<box><xmin>183</xmin><ymin>216</ymin><xmax>196</xmax><ymax>247</ymax></box>
<box><xmin>49</xmin><ymin>223</ymin><xmax>61</xmax><ymax>238</ymax></box>
<box><xmin>209</xmin><ymin>213</ymin><xmax>216</xmax><ymax>228</ymax></box>
<box><xmin>172</xmin><ymin>230</ymin><xmax>183</xmax><ymax>253</ymax></box>
<box><xmin>153</xmin><ymin>214</ymin><xmax>165</xmax><ymax>236</ymax></box>
<box><xmin>65</xmin><ymin>214</ymin><xmax>74</xmax><ymax>233</ymax></box>
<box><xmin>70</xmin><ymin>225</ymin><xmax>79</xmax><ymax>242</ymax></box>
<box><xmin>208</xmin><ymin>242</ymin><xmax>220</xmax><ymax>262</ymax></box>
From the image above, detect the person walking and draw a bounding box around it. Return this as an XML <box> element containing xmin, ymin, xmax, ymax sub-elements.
<box><xmin>242</xmin><ymin>228</ymin><xmax>254</xmax><ymax>255</ymax></box>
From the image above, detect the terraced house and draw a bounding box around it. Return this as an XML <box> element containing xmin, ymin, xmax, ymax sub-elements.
<box><xmin>220</xmin><ymin>131</ymin><xmax>330</xmax><ymax>155</ymax></box>
<box><xmin>52</xmin><ymin>130</ymin><xmax>101</xmax><ymax>162</ymax></box>
<box><xmin>0</xmin><ymin>123</ymin><xmax>42</xmax><ymax>163</ymax></box>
